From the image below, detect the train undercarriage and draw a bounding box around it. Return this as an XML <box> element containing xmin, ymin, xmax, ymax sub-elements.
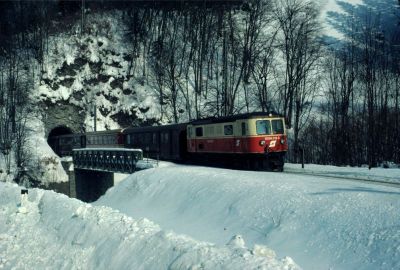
<box><xmin>185</xmin><ymin>152</ymin><xmax>285</xmax><ymax>172</ymax></box>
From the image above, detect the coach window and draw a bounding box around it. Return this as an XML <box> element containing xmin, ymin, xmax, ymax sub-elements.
<box><xmin>256</xmin><ymin>120</ymin><xmax>271</xmax><ymax>135</ymax></box>
<box><xmin>196</xmin><ymin>127</ymin><xmax>203</xmax><ymax>137</ymax></box>
<box><xmin>224</xmin><ymin>125</ymin><xmax>233</xmax><ymax>135</ymax></box>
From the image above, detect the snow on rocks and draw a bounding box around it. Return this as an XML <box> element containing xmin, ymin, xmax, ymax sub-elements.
<box><xmin>0</xmin><ymin>182</ymin><xmax>300</xmax><ymax>270</ymax></box>
<box><xmin>35</xmin><ymin>10</ymin><xmax>160</xmax><ymax>130</ymax></box>
<box><xmin>226</xmin><ymin>235</ymin><xmax>246</xmax><ymax>248</ymax></box>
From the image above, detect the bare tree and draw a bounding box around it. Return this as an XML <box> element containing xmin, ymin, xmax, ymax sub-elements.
<box><xmin>274</xmin><ymin>0</ymin><xmax>322</xmax><ymax>161</ymax></box>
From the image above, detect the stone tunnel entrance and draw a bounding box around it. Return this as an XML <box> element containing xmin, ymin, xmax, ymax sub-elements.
<box><xmin>48</xmin><ymin>125</ymin><xmax>73</xmax><ymax>138</ymax></box>
<box><xmin>47</xmin><ymin>125</ymin><xmax>74</xmax><ymax>155</ymax></box>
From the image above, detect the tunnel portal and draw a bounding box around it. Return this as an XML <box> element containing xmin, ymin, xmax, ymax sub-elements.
<box><xmin>47</xmin><ymin>126</ymin><xmax>75</xmax><ymax>156</ymax></box>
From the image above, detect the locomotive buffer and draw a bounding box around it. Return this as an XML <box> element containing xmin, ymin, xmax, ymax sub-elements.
<box><xmin>72</xmin><ymin>148</ymin><xmax>143</xmax><ymax>174</ymax></box>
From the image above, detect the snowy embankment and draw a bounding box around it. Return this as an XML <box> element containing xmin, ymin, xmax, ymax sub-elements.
<box><xmin>96</xmin><ymin>164</ymin><xmax>400</xmax><ymax>270</ymax></box>
<box><xmin>0</xmin><ymin>182</ymin><xmax>299</xmax><ymax>270</ymax></box>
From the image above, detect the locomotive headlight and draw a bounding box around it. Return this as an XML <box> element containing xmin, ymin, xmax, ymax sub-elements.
<box><xmin>280</xmin><ymin>138</ymin><xmax>285</xmax><ymax>144</ymax></box>
<box><xmin>259</xmin><ymin>140</ymin><xmax>266</xmax><ymax>146</ymax></box>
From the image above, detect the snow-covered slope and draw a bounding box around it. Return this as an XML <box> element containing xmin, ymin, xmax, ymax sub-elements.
<box><xmin>0</xmin><ymin>182</ymin><xmax>299</xmax><ymax>270</ymax></box>
<box><xmin>1</xmin><ymin>163</ymin><xmax>399</xmax><ymax>269</ymax></box>
<box><xmin>96</xmin><ymin>164</ymin><xmax>400</xmax><ymax>270</ymax></box>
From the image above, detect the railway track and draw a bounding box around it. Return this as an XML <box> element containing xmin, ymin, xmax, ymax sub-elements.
<box><xmin>282</xmin><ymin>169</ymin><xmax>400</xmax><ymax>189</ymax></box>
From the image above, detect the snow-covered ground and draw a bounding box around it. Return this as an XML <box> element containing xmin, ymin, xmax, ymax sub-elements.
<box><xmin>1</xmin><ymin>163</ymin><xmax>399</xmax><ymax>269</ymax></box>
<box><xmin>95</xmin><ymin>163</ymin><xmax>400</xmax><ymax>270</ymax></box>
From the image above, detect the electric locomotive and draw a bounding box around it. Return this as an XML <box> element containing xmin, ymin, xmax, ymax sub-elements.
<box><xmin>186</xmin><ymin>112</ymin><xmax>287</xmax><ymax>171</ymax></box>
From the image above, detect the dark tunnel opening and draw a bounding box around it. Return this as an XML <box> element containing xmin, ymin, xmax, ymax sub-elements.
<box><xmin>47</xmin><ymin>126</ymin><xmax>74</xmax><ymax>155</ymax></box>
<box><xmin>48</xmin><ymin>126</ymin><xmax>73</xmax><ymax>139</ymax></box>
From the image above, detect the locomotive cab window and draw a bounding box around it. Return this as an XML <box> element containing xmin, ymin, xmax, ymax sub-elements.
<box><xmin>195</xmin><ymin>127</ymin><xmax>203</xmax><ymax>137</ymax></box>
<box><xmin>272</xmin><ymin>119</ymin><xmax>284</xmax><ymax>134</ymax></box>
<box><xmin>256</xmin><ymin>120</ymin><xmax>272</xmax><ymax>135</ymax></box>
<box><xmin>224</xmin><ymin>125</ymin><xmax>233</xmax><ymax>135</ymax></box>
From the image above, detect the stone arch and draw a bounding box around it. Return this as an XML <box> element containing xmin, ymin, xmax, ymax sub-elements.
<box><xmin>47</xmin><ymin>125</ymin><xmax>74</xmax><ymax>154</ymax></box>
<box><xmin>48</xmin><ymin>125</ymin><xmax>74</xmax><ymax>138</ymax></box>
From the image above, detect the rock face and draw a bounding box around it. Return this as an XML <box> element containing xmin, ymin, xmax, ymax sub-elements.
<box><xmin>36</xmin><ymin>11</ymin><xmax>160</xmax><ymax>135</ymax></box>
<box><xmin>43</xmin><ymin>102</ymin><xmax>85</xmax><ymax>137</ymax></box>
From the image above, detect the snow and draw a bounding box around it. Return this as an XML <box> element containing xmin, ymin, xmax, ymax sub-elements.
<box><xmin>35</xmin><ymin>10</ymin><xmax>161</xmax><ymax>132</ymax></box>
<box><xmin>1</xmin><ymin>2</ymin><xmax>400</xmax><ymax>268</ymax></box>
<box><xmin>0</xmin><ymin>112</ymin><xmax>68</xmax><ymax>185</ymax></box>
<box><xmin>0</xmin><ymin>182</ymin><xmax>299</xmax><ymax>270</ymax></box>
<box><xmin>1</xmin><ymin>161</ymin><xmax>400</xmax><ymax>269</ymax></box>
<box><xmin>26</xmin><ymin>116</ymin><xmax>69</xmax><ymax>184</ymax></box>
<box><xmin>95</xmin><ymin>164</ymin><xmax>400</xmax><ymax>270</ymax></box>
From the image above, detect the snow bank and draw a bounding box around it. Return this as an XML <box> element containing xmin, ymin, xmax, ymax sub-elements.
<box><xmin>27</xmin><ymin>116</ymin><xmax>68</xmax><ymax>184</ymax></box>
<box><xmin>96</xmin><ymin>165</ymin><xmax>400</xmax><ymax>270</ymax></box>
<box><xmin>0</xmin><ymin>182</ymin><xmax>299</xmax><ymax>270</ymax></box>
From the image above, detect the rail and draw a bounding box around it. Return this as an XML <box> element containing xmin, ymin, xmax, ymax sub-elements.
<box><xmin>282</xmin><ymin>170</ymin><xmax>400</xmax><ymax>189</ymax></box>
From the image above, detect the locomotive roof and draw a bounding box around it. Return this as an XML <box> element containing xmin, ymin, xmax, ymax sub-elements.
<box><xmin>189</xmin><ymin>111</ymin><xmax>283</xmax><ymax>125</ymax></box>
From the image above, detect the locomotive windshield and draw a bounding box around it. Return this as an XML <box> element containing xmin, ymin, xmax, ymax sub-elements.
<box><xmin>256</xmin><ymin>120</ymin><xmax>272</xmax><ymax>135</ymax></box>
<box><xmin>256</xmin><ymin>119</ymin><xmax>285</xmax><ymax>135</ymax></box>
<box><xmin>272</xmin><ymin>119</ymin><xmax>285</xmax><ymax>134</ymax></box>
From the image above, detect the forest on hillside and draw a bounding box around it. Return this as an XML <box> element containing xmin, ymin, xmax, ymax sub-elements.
<box><xmin>0</xmin><ymin>0</ymin><xmax>399</xmax><ymax>173</ymax></box>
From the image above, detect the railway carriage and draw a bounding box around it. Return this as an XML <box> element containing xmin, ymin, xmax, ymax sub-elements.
<box><xmin>122</xmin><ymin>124</ymin><xmax>187</xmax><ymax>161</ymax></box>
<box><xmin>85</xmin><ymin>129</ymin><xmax>123</xmax><ymax>148</ymax></box>
<box><xmin>48</xmin><ymin>133</ymin><xmax>84</xmax><ymax>156</ymax></box>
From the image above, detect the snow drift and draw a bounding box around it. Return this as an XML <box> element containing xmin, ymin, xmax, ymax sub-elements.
<box><xmin>0</xmin><ymin>182</ymin><xmax>299</xmax><ymax>270</ymax></box>
<box><xmin>96</xmin><ymin>164</ymin><xmax>400</xmax><ymax>270</ymax></box>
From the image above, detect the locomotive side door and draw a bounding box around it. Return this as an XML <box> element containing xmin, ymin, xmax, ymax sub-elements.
<box><xmin>223</xmin><ymin>124</ymin><xmax>235</xmax><ymax>153</ymax></box>
<box><xmin>234</xmin><ymin>121</ymin><xmax>248</xmax><ymax>153</ymax></box>
<box><xmin>195</xmin><ymin>126</ymin><xmax>204</xmax><ymax>152</ymax></box>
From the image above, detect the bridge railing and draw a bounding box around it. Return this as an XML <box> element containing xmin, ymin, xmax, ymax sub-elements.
<box><xmin>72</xmin><ymin>148</ymin><xmax>143</xmax><ymax>174</ymax></box>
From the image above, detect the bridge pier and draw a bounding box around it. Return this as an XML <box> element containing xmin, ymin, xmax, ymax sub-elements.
<box><xmin>57</xmin><ymin>149</ymin><xmax>142</xmax><ymax>202</ymax></box>
<box><xmin>74</xmin><ymin>169</ymin><xmax>114</xmax><ymax>202</ymax></box>
<box><xmin>60</xmin><ymin>160</ymin><xmax>114</xmax><ymax>202</ymax></box>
